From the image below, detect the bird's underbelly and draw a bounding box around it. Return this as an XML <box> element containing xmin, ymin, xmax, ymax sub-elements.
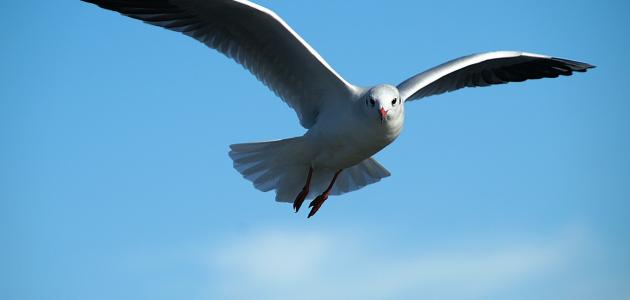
<box><xmin>305</xmin><ymin>127</ymin><xmax>399</xmax><ymax>170</ymax></box>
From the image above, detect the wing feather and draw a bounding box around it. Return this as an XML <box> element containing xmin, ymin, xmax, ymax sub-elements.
<box><xmin>398</xmin><ymin>51</ymin><xmax>594</xmax><ymax>102</ymax></box>
<box><xmin>83</xmin><ymin>0</ymin><xmax>358</xmax><ymax>128</ymax></box>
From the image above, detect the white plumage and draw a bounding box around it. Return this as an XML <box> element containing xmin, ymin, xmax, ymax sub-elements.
<box><xmin>83</xmin><ymin>0</ymin><xmax>594</xmax><ymax>217</ymax></box>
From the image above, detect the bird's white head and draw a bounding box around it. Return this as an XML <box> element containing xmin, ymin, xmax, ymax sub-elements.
<box><xmin>363</xmin><ymin>84</ymin><xmax>403</xmax><ymax>125</ymax></box>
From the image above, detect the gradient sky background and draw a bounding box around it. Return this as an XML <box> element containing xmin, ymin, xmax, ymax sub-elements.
<box><xmin>2</xmin><ymin>1</ymin><xmax>629</xmax><ymax>300</ymax></box>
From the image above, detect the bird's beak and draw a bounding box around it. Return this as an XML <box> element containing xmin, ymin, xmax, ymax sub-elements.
<box><xmin>379</xmin><ymin>107</ymin><xmax>388</xmax><ymax>123</ymax></box>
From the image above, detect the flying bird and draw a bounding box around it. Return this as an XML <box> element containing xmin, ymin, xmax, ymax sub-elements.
<box><xmin>82</xmin><ymin>0</ymin><xmax>594</xmax><ymax>218</ymax></box>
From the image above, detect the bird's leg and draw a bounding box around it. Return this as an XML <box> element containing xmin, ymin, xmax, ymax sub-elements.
<box><xmin>293</xmin><ymin>167</ymin><xmax>313</xmax><ymax>213</ymax></box>
<box><xmin>308</xmin><ymin>169</ymin><xmax>342</xmax><ymax>218</ymax></box>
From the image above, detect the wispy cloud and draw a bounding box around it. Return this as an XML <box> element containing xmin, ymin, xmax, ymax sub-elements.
<box><xmin>211</xmin><ymin>231</ymin><xmax>332</xmax><ymax>287</ymax></box>
<box><xmin>204</xmin><ymin>226</ymin><xmax>588</xmax><ymax>300</ymax></box>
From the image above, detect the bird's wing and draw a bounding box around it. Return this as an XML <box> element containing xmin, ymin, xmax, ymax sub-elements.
<box><xmin>397</xmin><ymin>51</ymin><xmax>594</xmax><ymax>102</ymax></box>
<box><xmin>83</xmin><ymin>0</ymin><xmax>358</xmax><ymax>128</ymax></box>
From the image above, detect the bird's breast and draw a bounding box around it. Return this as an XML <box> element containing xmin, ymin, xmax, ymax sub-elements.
<box><xmin>305</xmin><ymin>111</ymin><xmax>403</xmax><ymax>169</ymax></box>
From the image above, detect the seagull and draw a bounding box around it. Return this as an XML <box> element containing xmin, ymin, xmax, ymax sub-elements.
<box><xmin>82</xmin><ymin>0</ymin><xmax>594</xmax><ymax>218</ymax></box>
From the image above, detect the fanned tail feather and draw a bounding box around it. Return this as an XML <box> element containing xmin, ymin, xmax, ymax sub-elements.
<box><xmin>229</xmin><ymin>137</ymin><xmax>390</xmax><ymax>202</ymax></box>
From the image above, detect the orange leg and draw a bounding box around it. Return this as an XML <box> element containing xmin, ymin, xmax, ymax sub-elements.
<box><xmin>293</xmin><ymin>167</ymin><xmax>313</xmax><ymax>213</ymax></box>
<box><xmin>307</xmin><ymin>169</ymin><xmax>342</xmax><ymax>218</ymax></box>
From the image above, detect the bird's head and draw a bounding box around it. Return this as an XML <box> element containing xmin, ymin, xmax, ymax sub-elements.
<box><xmin>363</xmin><ymin>84</ymin><xmax>403</xmax><ymax>125</ymax></box>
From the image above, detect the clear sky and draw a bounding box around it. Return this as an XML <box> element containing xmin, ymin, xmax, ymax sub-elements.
<box><xmin>2</xmin><ymin>1</ymin><xmax>629</xmax><ymax>300</ymax></box>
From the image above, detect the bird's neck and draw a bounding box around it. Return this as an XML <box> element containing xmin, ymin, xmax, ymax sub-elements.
<box><xmin>384</xmin><ymin>109</ymin><xmax>404</xmax><ymax>142</ymax></box>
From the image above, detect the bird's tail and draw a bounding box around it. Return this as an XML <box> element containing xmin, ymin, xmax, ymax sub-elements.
<box><xmin>229</xmin><ymin>137</ymin><xmax>391</xmax><ymax>202</ymax></box>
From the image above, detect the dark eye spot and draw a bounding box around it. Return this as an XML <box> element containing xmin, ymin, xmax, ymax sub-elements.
<box><xmin>369</xmin><ymin>98</ymin><xmax>375</xmax><ymax>107</ymax></box>
<box><xmin>392</xmin><ymin>98</ymin><xmax>398</xmax><ymax>105</ymax></box>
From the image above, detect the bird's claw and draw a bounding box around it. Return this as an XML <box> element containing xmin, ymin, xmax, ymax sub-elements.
<box><xmin>307</xmin><ymin>193</ymin><xmax>328</xmax><ymax>218</ymax></box>
<box><xmin>293</xmin><ymin>188</ymin><xmax>308</xmax><ymax>213</ymax></box>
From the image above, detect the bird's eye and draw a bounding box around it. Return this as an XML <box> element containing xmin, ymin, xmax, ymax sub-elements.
<box><xmin>369</xmin><ymin>98</ymin><xmax>375</xmax><ymax>107</ymax></box>
<box><xmin>391</xmin><ymin>98</ymin><xmax>397</xmax><ymax>105</ymax></box>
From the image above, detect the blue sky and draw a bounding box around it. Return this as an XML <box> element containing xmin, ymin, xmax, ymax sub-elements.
<box><xmin>2</xmin><ymin>1</ymin><xmax>629</xmax><ymax>299</ymax></box>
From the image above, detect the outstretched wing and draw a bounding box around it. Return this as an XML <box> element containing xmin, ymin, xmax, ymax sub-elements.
<box><xmin>397</xmin><ymin>51</ymin><xmax>594</xmax><ymax>102</ymax></box>
<box><xmin>82</xmin><ymin>0</ymin><xmax>358</xmax><ymax>128</ymax></box>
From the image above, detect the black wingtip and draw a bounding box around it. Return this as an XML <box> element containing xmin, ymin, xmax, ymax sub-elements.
<box><xmin>81</xmin><ymin>0</ymin><xmax>117</xmax><ymax>11</ymax></box>
<box><xmin>551</xmin><ymin>57</ymin><xmax>596</xmax><ymax>72</ymax></box>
